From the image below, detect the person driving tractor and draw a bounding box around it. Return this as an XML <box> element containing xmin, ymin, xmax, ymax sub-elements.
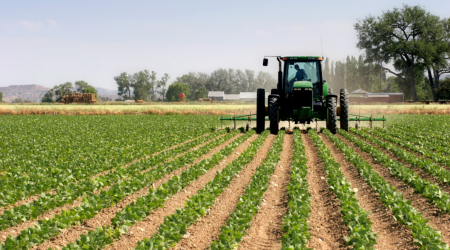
<box><xmin>294</xmin><ymin>64</ymin><xmax>307</xmax><ymax>81</ymax></box>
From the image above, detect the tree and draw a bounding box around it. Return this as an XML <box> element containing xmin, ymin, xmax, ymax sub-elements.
<box><xmin>82</xmin><ymin>86</ymin><xmax>98</xmax><ymax>98</ymax></box>
<box><xmin>196</xmin><ymin>87</ymin><xmax>208</xmax><ymax>100</ymax></box>
<box><xmin>132</xmin><ymin>70</ymin><xmax>152</xmax><ymax>101</ymax></box>
<box><xmin>75</xmin><ymin>81</ymin><xmax>90</xmax><ymax>93</ymax></box>
<box><xmin>355</xmin><ymin>5</ymin><xmax>442</xmax><ymax>102</ymax></box>
<box><xmin>439</xmin><ymin>78</ymin><xmax>450</xmax><ymax>100</ymax></box>
<box><xmin>41</xmin><ymin>91</ymin><xmax>54</xmax><ymax>103</ymax></box>
<box><xmin>54</xmin><ymin>82</ymin><xmax>73</xmax><ymax>101</ymax></box>
<box><xmin>0</xmin><ymin>92</ymin><xmax>2</xmax><ymax>102</ymax></box>
<box><xmin>115</xmin><ymin>72</ymin><xmax>132</xmax><ymax>100</ymax></box>
<box><xmin>166</xmin><ymin>82</ymin><xmax>191</xmax><ymax>101</ymax></box>
<box><xmin>149</xmin><ymin>71</ymin><xmax>157</xmax><ymax>101</ymax></box>
<box><xmin>157</xmin><ymin>73</ymin><xmax>170</xmax><ymax>101</ymax></box>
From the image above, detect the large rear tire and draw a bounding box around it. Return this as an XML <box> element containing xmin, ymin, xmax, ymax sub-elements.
<box><xmin>339</xmin><ymin>89</ymin><xmax>349</xmax><ymax>132</ymax></box>
<box><xmin>326</xmin><ymin>96</ymin><xmax>337</xmax><ymax>134</ymax></box>
<box><xmin>269</xmin><ymin>97</ymin><xmax>279</xmax><ymax>135</ymax></box>
<box><xmin>256</xmin><ymin>89</ymin><xmax>265</xmax><ymax>133</ymax></box>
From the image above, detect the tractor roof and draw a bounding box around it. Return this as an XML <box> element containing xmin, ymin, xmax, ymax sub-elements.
<box><xmin>282</xmin><ymin>56</ymin><xmax>322</xmax><ymax>61</ymax></box>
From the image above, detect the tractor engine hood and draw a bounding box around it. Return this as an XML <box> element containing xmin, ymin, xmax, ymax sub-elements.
<box><xmin>293</xmin><ymin>81</ymin><xmax>313</xmax><ymax>88</ymax></box>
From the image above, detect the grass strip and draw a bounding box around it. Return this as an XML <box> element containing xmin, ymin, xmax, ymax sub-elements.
<box><xmin>0</xmin><ymin>130</ymin><xmax>226</xmax><ymax>232</ymax></box>
<box><xmin>349</xmin><ymin>128</ymin><xmax>450</xmax><ymax>213</ymax></box>
<box><xmin>0</xmin><ymin>129</ymin><xmax>242</xmax><ymax>249</ymax></box>
<box><xmin>309</xmin><ymin>129</ymin><xmax>377</xmax><ymax>249</ymax></box>
<box><xmin>209</xmin><ymin>130</ymin><xmax>285</xmax><ymax>249</ymax></box>
<box><xmin>135</xmin><ymin>130</ymin><xmax>271</xmax><ymax>250</ymax></box>
<box><xmin>331</xmin><ymin>129</ymin><xmax>449</xmax><ymax>249</ymax></box>
<box><xmin>281</xmin><ymin>128</ymin><xmax>311</xmax><ymax>249</ymax></box>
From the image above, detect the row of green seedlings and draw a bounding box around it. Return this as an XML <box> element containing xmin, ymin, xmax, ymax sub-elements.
<box><xmin>386</xmin><ymin>117</ymin><xmax>450</xmax><ymax>145</ymax></box>
<box><xmin>379</xmin><ymin>127</ymin><xmax>450</xmax><ymax>156</ymax></box>
<box><xmin>367</xmin><ymin>127</ymin><xmax>450</xmax><ymax>167</ymax></box>
<box><xmin>59</xmin><ymin>129</ymin><xmax>260</xmax><ymax>250</ymax></box>
<box><xmin>280</xmin><ymin>128</ymin><xmax>311</xmax><ymax>249</ymax></box>
<box><xmin>0</xmin><ymin>129</ymin><xmax>227</xmax><ymax>231</ymax></box>
<box><xmin>208</xmin><ymin>130</ymin><xmax>284</xmax><ymax>249</ymax></box>
<box><xmin>349</xmin><ymin>128</ymin><xmax>450</xmax><ymax>213</ymax></box>
<box><xmin>0</xmin><ymin>129</ymin><xmax>247</xmax><ymax>249</ymax></box>
<box><xmin>331</xmin><ymin>129</ymin><xmax>449</xmax><ymax>249</ymax></box>
<box><xmin>309</xmin><ymin>129</ymin><xmax>377</xmax><ymax>249</ymax></box>
<box><xmin>0</xmin><ymin>126</ymin><xmax>212</xmax><ymax>207</ymax></box>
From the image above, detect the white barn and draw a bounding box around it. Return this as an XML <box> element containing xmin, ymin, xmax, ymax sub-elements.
<box><xmin>208</xmin><ymin>91</ymin><xmax>224</xmax><ymax>101</ymax></box>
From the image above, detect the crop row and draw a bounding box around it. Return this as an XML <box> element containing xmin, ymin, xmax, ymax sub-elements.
<box><xmin>0</xmin><ymin>128</ymin><xmax>244</xmax><ymax>249</ymax></box>
<box><xmin>350</xmin><ymin>129</ymin><xmax>450</xmax><ymax>213</ymax></box>
<box><xmin>333</xmin><ymin>129</ymin><xmax>449</xmax><ymax>249</ymax></box>
<box><xmin>0</xmin><ymin>116</ymin><xmax>217</xmax><ymax>206</ymax></box>
<box><xmin>209</xmin><ymin>130</ymin><xmax>284</xmax><ymax>249</ymax></box>
<box><xmin>0</xmin><ymin>129</ymin><xmax>227</xmax><ymax>231</ymax></box>
<box><xmin>59</xmin><ymin>129</ymin><xmax>258</xmax><ymax>250</ymax></box>
<box><xmin>369</xmin><ymin>128</ymin><xmax>450</xmax><ymax>167</ymax></box>
<box><xmin>309</xmin><ymin>129</ymin><xmax>377</xmax><ymax>249</ymax></box>
<box><xmin>280</xmin><ymin>128</ymin><xmax>310</xmax><ymax>249</ymax></box>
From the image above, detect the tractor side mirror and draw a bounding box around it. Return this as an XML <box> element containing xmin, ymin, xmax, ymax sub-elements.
<box><xmin>263</xmin><ymin>58</ymin><xmax>268</xmax><ymax>66</ymax></box>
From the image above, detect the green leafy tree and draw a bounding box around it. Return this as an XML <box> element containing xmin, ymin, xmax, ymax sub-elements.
<box><xmin>355</xmin><ymin>5</ymin><xmax>441</xmax><ymax>102</ymax></box>
<box><xmin>157</xmin><ymin>73</ymin><xmax>170</xmax><ymax>101</ymax></box>
<box><xmin>195</xmin><ymin>87</ymin><xmax>208</xmax><ymax>100</ymax></box>
<box><xmin>41</xmin><ymin>91</ymin><xmax>54</xmax><ymax>103</ymax></box>
<box><xmin>166</xmin><ymin>82</ymin><xmax>190</xmax><ymax>101</ymax></box>
<box><xmin>0</xmin><ymin>92</ymin><xmax>2</xmax><ymax>102</ymax></box>
<box><xmin>82</xmin><ymin>86</ymin><xmax>98</xmax><ymax>98</ymax></box>
<box><xmin>75</xmin><ymin>81</ymin><xmax>90</xmax><ymax>93</ymax></box>
<box><xmin>54</xmin><ymin>82</ymin><xmax>73</xmax><ymax>101</ymax></box>
<box><xmin>132</xmin><ymin>70</ymin><xmax>152</xmax><ymax>101</ymax></box>
<box><xmin>438</xmin><ymin>78</ymin><xmax>450</xmax><ymax>100</ymax></box>
<box><xmin>114</xmin><ymin>72</ymin><xmax>133</xmax><ymax>100</ymax></box>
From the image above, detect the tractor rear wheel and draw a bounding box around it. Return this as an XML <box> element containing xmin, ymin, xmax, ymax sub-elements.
<box><xmin>256</xmin><ymin>89</ymin><xmax>265</xmax><ymax>133</ymax></box>
<box><xmin>269</xmin><ymin>97</ymin><xmax>279</xmax><ymax>135</ymax></box>
<box><xmin>339</xmin><ymin>89</ymin><xmax>349</xmax><ymax>131</ymax></box>
<box><xmin>326</xmin><ymin>96</ymin><xmax>337</xmax><ymax>134</ymax></box>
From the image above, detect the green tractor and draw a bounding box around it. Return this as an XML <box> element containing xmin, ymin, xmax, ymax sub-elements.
<box><xmin>257</xmin><ymin>56</ymin><xmax>349</xmax><ymax>134</ymax></box>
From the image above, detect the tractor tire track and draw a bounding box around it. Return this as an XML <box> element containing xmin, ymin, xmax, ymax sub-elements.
<box><xmin>103</xmin><ymin>134</ymin><xmax>259</xmax><ymax>250</ymax></box>
<box><xmin>237</xmin><ymin>134</ymin><xmax>293</xmax><ymax>250</ymax></box>
<box><xmin>303</xmin><ymin>133</ymin><xmax>350</xmax><ymax>250</ymax></box>
<box><xmin>172</xmin><ymin>134</ymin><xmax>276</xmax><ymax>250</ymax></box>
<box><xmin>338</xmin><ymin>133</ymin><xmax>450</xmax><ymax>246</ymax></box>
<box><xmin>321</xmin><ymin>134</ymin><xmax>417</xmax><ymax>250</ymax></box>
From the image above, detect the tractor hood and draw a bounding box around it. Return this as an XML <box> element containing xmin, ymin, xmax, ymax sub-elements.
<box><xmin>293</xmin><ymin>81</ymin><xmax>313</xmax><ymax>88</ymax></box>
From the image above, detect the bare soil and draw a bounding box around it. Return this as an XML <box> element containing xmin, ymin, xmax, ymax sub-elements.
<box><xmin>237</xmin><ymin>134</ymin><xmax>293</xmax><ymax>250</ymax></box>
<box><xmin>321</xmin><ymin>134</ymin><xmax>417</xmax><ymax>250</ymax></box>
<box><xmin>172</xmin><ymin>134</ymin><xmax>276</xmax><ymax>250</ymax></box>
<box><xmin>338</xmin><ymin>133</ymin><xmax>450</xmax><ymax>246</ymax></box>
<box><xmin>25</xmin><ymin>133</ymin><xmax>244</xmax><ymax>249</ymax></box>
<box><xmin>103</xmin><ymin>133</ymin><xmax>259</xmax><ymax>250</ymax></box>
<box><xmin>302</xmin><ymin>133</ymin><xmax>351</xmax><ymax>250</ymax></box>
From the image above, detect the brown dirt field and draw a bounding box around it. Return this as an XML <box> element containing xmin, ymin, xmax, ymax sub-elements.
<box><xmin>0</xmin><ymin>133</ymin><xmax>229</xmax><ymax>243</ymax></box>
<box><xmin>338</xmin><ymin>134</ymin><xmax>450</xmax><ymax>246</ymax></box>
<box><xmin>302</xmin><ymin>133</ymin><xmax>351</xmax><ymax>250</ymax></box>
<box><xmin>103</xmin><ymin>134</ymin><xmax>259</xmax><ymax>250</ymax></box>
<box><xmin>237</xmin><ymin>134</ymin><xmax>293</xmax><ymax>250</ymax></box>
<box><xmin>172</xmin><ymin>134</ymin><xmax>276</xmax><ymax>250</ymax></box>
<box><xmin>354</xmin><ymin>131</ymin><xmax>450</xmax><ymax>194</ymax></box>
<box><xmin>0</xmin><ymin>132</ymin><xmax>218</xmax><ymax>217</ymax></box>
<box><xmin>12</xmin><ymin>133</ymin><xmax>243</xmax><ymax>249</ymax></box>
<box><xmin>321</xmin><ymin>134</ymin><xmax>417</xmax><ymax>250</ymax></box>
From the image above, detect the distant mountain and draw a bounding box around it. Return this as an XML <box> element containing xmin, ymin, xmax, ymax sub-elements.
<box><xmin>95</xmin><ymin>87</ymin><xmax>121</xmax><ymax>100</ymax></box>
<box><xmin>0</xmin><ymin>85</ymin><xmax>50</xmax><ymax>103</ymax></box>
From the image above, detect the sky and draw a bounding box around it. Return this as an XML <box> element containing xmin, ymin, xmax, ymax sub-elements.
<box><xmin>1</xmin><ymin>0</ymin><xmax>449</xmax><ymax>90</ymax></box>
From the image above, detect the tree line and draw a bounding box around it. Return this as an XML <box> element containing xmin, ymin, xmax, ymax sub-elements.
<box><xmin>354</xmin><ymin>4</ymin><xmax>450</xmax><ymax>102</ymax></box>
<box><xmin>42</xmin><ymin>81</ymin><xmax>98</xmax><ymax>102</ymax></box>
<box><xmin>114</xmin><ymin>69</ymin><xmax>276</xmax><ymax>101</ymax></box>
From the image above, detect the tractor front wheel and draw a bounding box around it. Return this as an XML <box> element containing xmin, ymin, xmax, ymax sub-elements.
<box><xmin>339</xmin><ymin>89</ymin><xmax>349</xmax><ymax>131</ymax></box>
<box><xmin>326</xmin><ymin>96</ymin><xmax>337</xmax><ymax>134</ymax></box>
<box><xmin>269</xmin><ymin>97</ymin><xmax>279</xmax><ymax>135</ymax></box>
<box><xmin>256</xmin><ymin>89</ymin><xmax>265</xmax><ymax>133</ymax></box>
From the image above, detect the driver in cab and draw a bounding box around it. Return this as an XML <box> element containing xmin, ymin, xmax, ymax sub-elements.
<box><xmin>287</xmin><ymin>64</ymin><xmax>308</xmax><ymax>92</ymax></box>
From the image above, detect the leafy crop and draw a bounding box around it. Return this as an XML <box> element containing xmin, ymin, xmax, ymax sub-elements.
<box><xmin>332</xmin><ymin>129</ymin><xmax>449</xmax><ymax>249</ymax></box>
<box><xmin>309</xmin><ymin>129</ymin><xmax>377</xmax><ymax>249</ymax></box>
<box><xmin>281</xmin><ymin>128</ymin><xmax>311</xmax><ymax>250</ymax></box>
<box><xmin>349</xmin><ymin>128</ymin><xmax>450</xmax><ymax>213</ymax></box>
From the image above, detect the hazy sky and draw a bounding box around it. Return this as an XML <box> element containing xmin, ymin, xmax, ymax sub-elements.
<box><xmin>1</xmin><ymin>0</ymin><xmax>449</xmax><ymax>90</ymax></box>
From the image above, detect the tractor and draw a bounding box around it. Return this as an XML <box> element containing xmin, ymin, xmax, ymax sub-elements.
<box><xmin>257</xmin><ymin>56</ymin><xmax>349</xmax><ymax>134</ymax></box>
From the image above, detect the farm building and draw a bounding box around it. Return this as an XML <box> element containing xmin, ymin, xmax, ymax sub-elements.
<box><xmin>224</xmin><ymin>94</ymin><xmax>240</xmax><ymax>101</ymax></box>
<box><xmin>208</xmin><ymin>91</ymin><xmax>224</xmax><ymax>101</ymax></box>
<box><xmin>349</xmin><ymin>89</ymin><xmax>404</xmax><ymax>103</ymax></box>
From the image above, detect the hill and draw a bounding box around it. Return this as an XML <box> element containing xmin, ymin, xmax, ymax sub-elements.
<box><xmin>0</xmin><ymin>85</ymin><xmax>50</xmax><ymax>103</ymax></box>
